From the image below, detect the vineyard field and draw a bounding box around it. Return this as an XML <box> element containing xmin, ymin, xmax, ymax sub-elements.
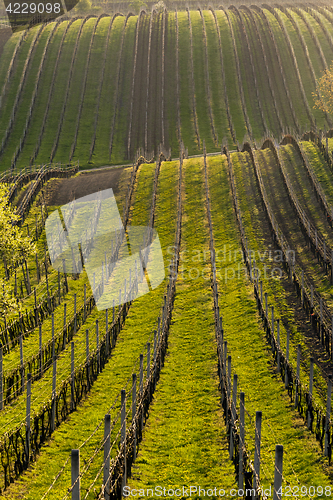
<box><xmin>1</xmin><ymin>3</ymin><xmax>333</xmax><ymax>499</ymax></box>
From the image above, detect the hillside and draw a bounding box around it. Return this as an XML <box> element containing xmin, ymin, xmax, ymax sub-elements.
<box><xmin>0</xmin><ymin>5</ymin><xmax>332</xmax><ymax>169</ymax></box>
<box><xmin>1</xmin><ymin>4</ymin><xmax>333</xmax><ymax>500</ymax></box>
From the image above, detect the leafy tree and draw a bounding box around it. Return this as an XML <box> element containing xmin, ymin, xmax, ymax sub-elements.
<box><xmin>0</xmin><ymin>184</ymin><xmax>35</xmax><ymax>314</ymax></box>
<box><xmin>313</xmin><ymin>65</ymin><xmax>333</xmax><ymax>115</ymax></box>
<box><xmin>129</xmin><ymin>0</ymin><xmax>147</xmax><ymax>14</ymax></box>
<box><xmin>74</xmin><ymin>0</ymin><xmax>92</xmax><ymax>13</ymax></box>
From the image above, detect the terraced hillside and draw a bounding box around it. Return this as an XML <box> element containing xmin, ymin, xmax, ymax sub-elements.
<box><xmin>0</xmin><ymin>5</ymin><xmax>333</xmax><ymax>168</ymax></box>
<box><xmin>0</xmin><ymin>131</ymin><xmax>332</xmax><ymax>498</ymax></box>
<box><xmin>2</xmin><ymin>3</ymin><xmax>333</xmax><ymax>499</ymax></box>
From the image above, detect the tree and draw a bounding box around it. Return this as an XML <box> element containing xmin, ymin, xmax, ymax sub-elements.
<box><xmin>129</xmin><ymin>0</ymin><xmax>147</xmax><ymax>14</ymax></box>
<box><xmin>313</xmin><ymin>64</ymin><xmax>333</xmax><ymax>115</ymax></box>
<box><xmin>0</xmin><ymin>184</ymin><xmax>35</xmax><ymax>314</ymax></box>
<box><xmin>73</xmin><ymin>0</ymin><xmax>92</xmax><ymax>14</ymax></box>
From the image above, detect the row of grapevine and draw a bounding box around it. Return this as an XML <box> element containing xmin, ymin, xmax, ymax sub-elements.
<box><xmin>49</xmin><ymin>17</ymin><xmax>88</xmax><ymax>162</ymax></box>
<box><xmin>110</xmin><ymin>14</ymin><xmax>132</xmax><ymax>159</ymax></box>
<box><xmin>68</xmin><ymin>15</ymin><xmax>107</xmax><ymax>162</ymax></box>
<box><xmin>0</xmin><ymin>150</ymin><xmax>155</xmax><ymax>488</ymax></box>
<box><xmin>88</xmin><ymin>15</ymin><xmax>117</xmax><ymax>161</ymax></box>
<box><xmin>0</xmin><ymin>25</ymin><xmax>45</xmax><ymax>158</ymax></box>
<box><xmin>199</xmin><ymin>9</ymin><xmax>216</xmax><ymax>144</ymax></box>
<box><xmin>222</xmin><ymin>7</ymin><xmax>252</xmax><ymax>140</ymax></box>
<box><xmin>187</xmin><ymin>8</ymin><xmax>200</xmax><ymax>147</ymax></box>
<box><xmin>226</xmin><ymin>145</ymin><xmax>333</xmax><ymax>462</ymax></box>
<box><xmin>283</xmin><ymin>135</ymin><xmax>333</xmax><ymax>228</ymax></box>
<box><xmin>30</xmin><ymin>18</ymin><xmax>79</xmax><ymax>164</ymax></box>
<box><xmin>266</xmin><ymin>6</ymin><xmax>314</xmax><ymax>128</ymax></box>
<box><xmin>126</xmin><ymin>11</ymin><xmax>144</xmax><ymax>160</ymax></box>
<box><xmin>232</xmin><ymin>7</ymin><xmax>269</xmax><ymax>136</ymax></box>
<box><xmin>245</xmin><ymin>140</ymin><xmax>333</xmax><ymax>361</ymax></box>
<box><xmin>11</xmin><ymin>20</ymin><xmax>62</xmax><ymax>168</ymax></box>
<box><xmin>210</xmin><ymin>8</ymin><xmax>236</xmax><ymax>142</ymax></box>
<box><xmin>0</xmin><ymin>30</ymin><xmax>27</xmax><ymax>111</ymax></box>
<box><xmin>255</xmin><ymin>6</ymin><xmax>300</xmax><ymax>131</ymax></box>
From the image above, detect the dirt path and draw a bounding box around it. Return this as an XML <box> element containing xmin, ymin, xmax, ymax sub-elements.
<box><xmin>44</xmin><ymin>165</ymin><xmax>128</xmax><ymax>206</ymax></box>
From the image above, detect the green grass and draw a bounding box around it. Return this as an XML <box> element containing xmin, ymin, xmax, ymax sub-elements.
<box><xmin>92</xmin><ymin>15</ymin><xmax>125</xmax><ymax>165</ymax></box>
<box><xmin>252</xmin><ymin>9</ymin><xmax>296</xmax><ymax>132</ymax></box>
<box><xmin>15</xmin><ymin>21</ymin><xmax>69</xmax><ymax>167</ymax></box>
<box><xmin>127</xmin><ymin>157</ymin><xmax>236</xmax><ymax>489</ymax></box>
<box><xmin>203</xmin><ymin>10</ymin><xmax>234</xmax><ymax>148</ymax></box>
<box><xmin>177</xmin><ymin>10</ymin><xmax>198</xmax><ymax>154</ymax></box>
<box><xmin>190</xmin><ymin>11</ymin><xmax>216</xmax><ymax>152</ymax></box>
<box><xmin>54</xmin><ymin>17</ymin><xmax>97</xmax><ymax>163</ymax></box>
<box><xmin>109</xmin><ymin>15</ymin><xmax>137</xmax><ymax>164</ymax></box>
<box><xmin>0</xmin><ymin>23</ymin><xmax>55</xmax><ymax>167</ymax></box>
<box><xmin>35</xmin><ymin>19</ymin><xmax>83</xmax><ymax>163</ymax></box>
<box><xmin>208</xmin><ymin>154</ymin><xmax>331</xmax><ymax>489</ymax></box>
<box><xmin>0</xmin><ymin>31</ymin><xmax>23</xmax><ymax>99</ymax></box>
<box><xmin>277</xmin><ymin>8</ymin><xmax>327</xmax><ymax>130</ymax></box>
<box><xmin>1</xmin><ymin>159</ymin><xmax>179</xmax><ymax>499</ymax></box>
<box><xmin>280</xmin><ymin>143</ymin><xmax>333</xmax><ymax>248</ymax></box>
<box><xmin>241</xmin><ymin>9</ymin><xmax>280</xmax><ymax>136</ymax></box>
<box><xmin>232</xmin><ymin>149</ymin><xmax>330</xmax><ymax>408</ymax></box>
<box><xmin>0</xmin><ymin>162</ymin><xmax>155</xmax><ymax>438</ymax></box>
<box><xmin>262</xmin><ymin>8</ymin><xmax>311</xmax><ymax>130</ymax></box>
<box><xmin>229</xmin><ymin>9</ymin><xmax>264</xmax><ymax>140</ymax></box>
<box><xmin>71</xmin><ymin>17</ymin><xmax>113</xmax><ymax>165</ymax></box>
<box><xmin>163</xmin><ymin>11</ymin><xmax>179</xmax><ymax>155</ymax></box>
<box><xmin>301</xmin><ymin>140</ymin><xmax>333</xmax><ymax>204</ymax></box>
<box><xmin>0</xmin><ymin>27</ymin><xmax>39</xmax><ymax>143</ymax></box>
<box><xmin>215</xmin><ymin>9</ymin><xmax>247</xmax><ymax>142</ymax></box>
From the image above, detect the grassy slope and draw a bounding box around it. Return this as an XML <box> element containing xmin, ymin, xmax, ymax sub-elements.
<box><xmin>1</xmin><ymin>160</ymin><xmax>178</xmax><ymax>499</ymax></box>
<box><xmin>128</xmin><ymin>157</ymin><xmax>236</xmax><ymax>490</ymax></box>
<box><xmin>215</xmin><ymin>9</ymin><xmax>247</xmax><ymax>142</ymax></box>
<box><xmin>72</xmin><ymin>16</ymin><xmax>112</xmax><ymax>166</ymax></box>
<box><xmin>0</xmin><ymin>28</ymin><xmax>38</xmax><ymax>142</ymax></box>
<box><xmin>0</xmin><ymin>167</ymin><xmax>133</xmax><ymax>427</ymax></box>
<box><xmin>35</xmin><ymin>19</ymin><xmax>83</xmax><ymax>163</ymax></box>
<box><xmin>301</xmin><ymin>141</ymin><xmax>333</xmax><ymax>204</ymax></box>
<box><xmin>280</xmin><ymin>143</ymin><xmax>333</xmax><ymax>248</ymax></box>
<box><xmin>240</xmin><ymin>9</ymin><xmax>279</xmax><ymax>136</ymax></box>
<box><xmin>1</xmin><ymin>23</ymin><xmax>55</xmax><ymax>167</ymax></box>
<box><xmin>163</xmin><ymin>11</ymin><xmax>178</xmax><ymax>156</ymax></box>
<box><xmin>190</xmin><ymin>11</ymin><xmax>215</xmax><ymax>152</ymax></box>
<box><xmin>15</xmin><ymin>21</ymin><xmax>69</xmax><ymax>167</ymax></box>
<box><xmin>252</xmin><ymin>10</ymin><xmax>295</xmax><ymax>131</ymax></box>
<box><xmin>0</xmin><ymin>31</ymin><xmax>22</xmax><ymax>93</ymax></box>
<box><xmin>232</xmin><ymin>149</ymin><xmax>329</xmax><ymax>407</ymax></box>
<box><xmin>259</xmin><ymin>147</ymin><xmax>333</xmax><ymax>312</ymax></box>
<box><xmin>110</xmin><ymin>15</ymin><xmax>136</xmax><ymax>164</ymax></box>
<box><xmin>92</xmin><ymin>15</ymin><xmax>125</xmax><ymax>165</ymax></box>
<box><xmin>228</xmin><ymin>9</ymin><xmax>264</xmax><ymax>140</ymax></box>
<box><xmin>208</xmin><ymin>154</ymin><xmax>331</xmax><ymax>489</ymax></box>
<box><xmin>54</xmin><ymin>17</ymin><xmax>96</xmax><ymax>163</ymax></box>
<box><xmin>263</xmin><ymin>8</ymin><xmax>310</xmax><ymax>131</ymax></box>
<box><xmin>177</xmin><ymin>10</ymin><xmax>198</xmax><ymax>154</ymax></box>
<box><xmin>276</xmin><ymin>8</ymin><xmax>326</xmax><ymax>129</ymax></box>
<box><xmin>203</xmin><ymin>10</ymin><xmax>233</xmax><ymax>148</ymax></box>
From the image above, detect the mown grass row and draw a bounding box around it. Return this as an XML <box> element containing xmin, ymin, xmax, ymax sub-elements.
<box><xmin>0</xmin><ymin>7</ymin><xmax>332</xmax><ymax>167</ymax></box>
<box><xmin>128</xmin><ymin>157</ymin><xmax>237</xmax><ymax>489</ymax></box>
<box><xmin>231</xmin><ymin>149</ymin><xmax>330</xmax><ymax>407</ymax></box>
<box><xmin>208</xmin><ymin>154</ymin><xmax>331</xmax><ymax>489</ymax></box>
<box><xmin>257</xmin><ymin>146</ymin><xmax>333</xmax><ymax>313</ymax></box>
<box><xmin>279</xmin><ymin>143</ymin><xmax>333</xmax><ymax>249</ymax></box>
<box><xmin>1</xmin><ymin>159</ymin><xmax>180</xmax><ymax>499</ymax></box>
<box><xmin>0</xmin><ymin>166</ymin><xmax>132</xmax><ymax>408</ymax></box>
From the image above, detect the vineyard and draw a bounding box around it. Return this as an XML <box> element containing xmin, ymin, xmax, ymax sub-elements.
<box><xmin>0</xmin><ymin>6</ymin><xmax>333</xmax><ymax>167</ymax></box>
<box><xmin>0</xmin><ymin>2</ymin><xmax>333</xmax><ymax>500</ymax></box>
